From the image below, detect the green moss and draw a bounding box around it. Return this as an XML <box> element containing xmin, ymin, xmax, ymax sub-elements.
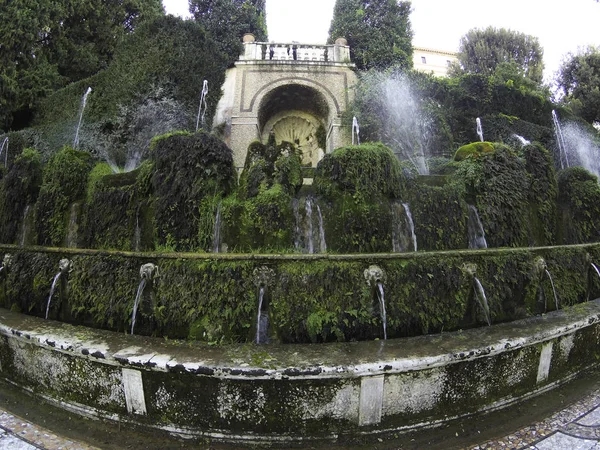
<box><xmin>34</xmin><ymin>146</ymin><xmax>93</xmax><ymax>246</ymax></box>
<box><xmin>454</xmin><ymin>142</ymin><xmax>495</xmax><ymax>161</ymax></box>
<box><xmin>557</xmin><ymin>167</ymin><xmax>600</xmax><ymax>244</ymax></box>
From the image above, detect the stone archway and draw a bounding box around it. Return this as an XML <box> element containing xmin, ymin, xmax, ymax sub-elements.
<box><xmin>258</xmin><ymin>84</ymin><xmax>330</xmax><ymax>167</ymax></box>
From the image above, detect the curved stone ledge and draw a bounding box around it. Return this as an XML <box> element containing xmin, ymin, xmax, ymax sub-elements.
<box><xmin>0</xmin><ymin>302</ymin><xmax>599</xmax><ymax>443</ymax></box>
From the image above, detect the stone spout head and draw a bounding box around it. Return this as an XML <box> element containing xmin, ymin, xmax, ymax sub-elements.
<box><xmin>58</xmin><ymin>258</ymin><xmax>72</xmax><ymax>273</ymax></box>
<box><xmin>533</xmin><ymin>257</ymin><xmax>547</xmax><ymax>278</ymax></box>
<box><xmin>461</xmin><ymin>263</ymin><xmax>477</xmax><ymax>278</ymax></box>
<box><xmin>253</xmin><ymin>266</ymin><xmax>275</xmax><ymax>288</ymax></box>
<box><xmin>364</xmin><ymin>265</ymin><xmax>385</xmax><ymax>287</ymax></box>
<box><xmin>140</xmin><ymin>263</ymin><xmax>159</xmax><ymax>280</ymax></box>
<box><xmin>2</xmin><ymin>253</ymin><xmax>12</xmax><ymax>269</ymax></box>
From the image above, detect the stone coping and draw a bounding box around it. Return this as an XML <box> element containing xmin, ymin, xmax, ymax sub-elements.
<box><xmin>1</xmin><ymin>242</ymin><xmax>598</xmax><ymax>262</ymax></box>
<box><xmin>0</xmin><ymin>300</ymin><xmax>599</xmax><ymax>380</ymax></box>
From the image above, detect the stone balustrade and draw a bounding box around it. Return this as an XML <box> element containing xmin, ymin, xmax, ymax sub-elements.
<box><xmin>241</xmin><ymin>41</ymin><xmax>351</xmax><ymax>63</ymax></box>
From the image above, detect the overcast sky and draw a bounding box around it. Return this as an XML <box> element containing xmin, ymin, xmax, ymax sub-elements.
<box><xmin>162</xmin><ymin>0</ymin><xmax>599</xmax><ymax>81</ymax></box>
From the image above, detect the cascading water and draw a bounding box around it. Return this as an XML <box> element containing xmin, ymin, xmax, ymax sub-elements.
<box><xmin>402</xmin><ymin>203</ymin><xmax>417</xmax><ymax>252</ymax></box>
<box><xmin>544</xmin><ymin>269</ymin><xmax>560</xmax><ymax>311</ymax></box>
<box><xmin>559</xmin><ymin>120</ymin><xmax>600</xmax><ymax>180</ymax></box>
<box><xmin>0</xmin><ymin>137</ymin><xmax>8</xmax><ymax>167</ymax></box>
<box><xmin>306</xmin><ymin>197</ymin><xmax>314</xmax><ymax>254</ymax></box>
<box><xmin>552</xmin><ymin>110</ymin><xmax>570</xmax><ymax>170</ymax></box>
<box><xmin>376</xmin><ymin>282</ymin><xmax>387</xmax><ymax>340</ymax></box>
<box><xmin>292</xmin><ymin>199</ymin><xmax>301</xmax><ymax>250</ymax></box>
<box><xmin>468</xmin><ymin>205</ymin><xmax>488</xmax><ymax>249</ymax></box>
<box><xmin>476</xmin><ymin>117</ymin><xmax>484</xmax><ymax>142</ymax></box>
<box><xmin>20</xmin><ymin>205</ymin><xmax>31</xmax><ymax>247</ymax></box>
<box><xmin>352</xmin><ymin>116</ymin><xmax>360</xmax><ymax>145</ymax></box>
<box><xmin>196</xmin><ymin>80</ymin><xmax>209</xmax><ymax>132</ymax></box>
<box><xmin>130</xmin><ymin>278</ymin><xmax>147</xmax><ymax>335</ymax></box>
<box><xmin>66</xmin><ymin>203</ymin><xmax>80</xmax><ymax>248</ymax></box>
<box><xmin>255</xmin><ymin>286</ymin><xmax>268</xmax><ymax>344</ymax></box>
<box><xmin>212</xmin><ymin>201</ymin><xmax>222</xmax><ymax>253</ymax></box>
<box><xmin>73</xmin><ymin>87</ymin><xmax>92</xmax><ymax>149</ymax></box>
<box><xmin>316</xmin><ymin>204</ymin><xmax>327</xmax><ymax>253</ymax></box>
<box><xmin>133</xmin><ymin>206</ymin><xmax>141</xmax><ymax>252</ymax></box>
<box><xmin>473</xmin><ymin>277</ymin><xmax>491</xmax><ymax>326</ymax></box>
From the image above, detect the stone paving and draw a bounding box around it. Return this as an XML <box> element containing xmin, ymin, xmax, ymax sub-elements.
<box><xmin>471</xmin><ymin>386</ymin><xmax>600</xmax><ymax>449</ymax></box>
<box><xmin>0</xmin><ymin>388</ymin><xmax>599</xmax><ymax>449</ymax></box>
<box><xmin>0</xmin><ymin>410</ymin><xmax>97</xmax><ymax>450</ymax></box>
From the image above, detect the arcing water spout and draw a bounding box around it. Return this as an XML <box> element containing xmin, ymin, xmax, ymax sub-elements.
<box><xmin>473</xmin><ymin>277</ymin><xmax>491</xmax><ymax>326</ymax></box>
<box><xmin>544</xmin><ymin>269</ymin><xmax>559</xmax><ymax>311</ymax></box>
<box><xmin>45</xmin><ymin>259</ymin><xmax>72</xmax><ymax>320</ymax></box>
<box><xmin>196</xmin><ymin>80</ymin><xmax>209</xmax><ymax>132</ymax></box>
<box><xmin>468</xmin><ymin>205</ymin><xmax>488</xmax><ymax>249</ymax></box>
<box><xmin>592</xmin><ymin>263</ymin><xmax>600</xmax><ymax>281</ymax></box>
<box><xmin>352</xmin><ymin>116</ymin><xmax>360</xmax><ymax>145</ymax></box>
<box><xmin>131</xmin><ymin>263</ymin><xmax>159</xmax><ymax>335</ymax></box>
<box><xmin>376</xmin><ymin>282</ymin><xmax>387</xmax><ymax>340</ymax></box>
<box><xmin>476</xmin><ymin>118</ymin><xmax>484</xmax><ymax>142</ymax></box>
<box><xmin>73</xmin><ymin>87</ymin><xmax>92</xmax><ymax>148</ymax></box>
<box><xmin>0</xmin><ymin>254</ymin><xmax>12</xmax><ymax>274</ymax></box>
<box><xmin>0</xmin><ymin>137</ymin><xmax>8</xmax><ymax>167</ymax></box>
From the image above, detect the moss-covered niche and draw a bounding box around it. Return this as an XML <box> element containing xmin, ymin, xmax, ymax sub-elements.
<box><xmin>2</xmin><ymin>244</ymin><xmax>598</xmax><ymax>344</ymax></box>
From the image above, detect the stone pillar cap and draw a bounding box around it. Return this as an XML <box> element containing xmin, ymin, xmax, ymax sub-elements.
<box><xmin>334</xmin><ymin>37</ymin><xmax>348</xmax><ymax>45</ymax></box>
<box><xmin>243</xmin><ymin>33</ymin><xmax>256</xmax><ymax>43</ymax></box>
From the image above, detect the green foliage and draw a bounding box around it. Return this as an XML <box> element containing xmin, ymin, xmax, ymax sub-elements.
<box><xmin>450</xmin><ymin>27</ymin><xmax>544</xmax><ymax>84</ymax></box>
<box><xmin>453</xmin><ymin>145</ymin><xmax>530</xmax><ymax>247</ymax></box>
<box><xmin>0</xmin><ymin>148</ymin><xmax>43</xmax><ymax>243</ymax></box>
<box><xmin>557</xmin><ymin>167</ymin><xmax>600</xmax><ymax>244</ymax></box>
<box><xmin>189</xmin><ymin>0</ymin><xmax>267</xmax><ymax>66</ymax></box>
<box><xmin>556</xmin><ymin>46</ymin><xmax>600</xmax><ymax>124</ymax></box>
<box><xmin>0</xmin><ymin>0</ymin><xmax>164</xmax><ymax>130</ymax></box>
<box><xmin>328</xmin><ymin>0</ymin><xmax>413</xmax><ymax>70</ymax></box>
<box><xmin>35</xmin><ymin>16</ymin><xmax>230</xmax><ymax>157</ymax></box>
<box><xmin>34</xmin><ymin>146</ymin><xmax>93</xmax><ymax>246</ymax></box>
<box><xmin>151</xmin><ymin>132</ymin><xmax>237</xmax><ymax>251</ymax></box>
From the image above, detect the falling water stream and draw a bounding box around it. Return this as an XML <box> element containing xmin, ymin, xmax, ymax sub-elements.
<box><xmin>196</xmin><ymin>80</ymin><xmax>209</xmax><ymax>132</ymax></box>
<box><xmin>130</xmin><ymin>278</ymin><xmax>147</xmax><ymax>335</ymax></box>
<box><xmin>20</xmin><ymin>205</ymin><xmax>31</xmax><ymax>247</ymax></box>
<box><xmin>476</xmin><ymin>118</ymin><xmax>484</xmax><ymax>142</ymax></box>
<box><xmin>376</xmin><ymin>282</ymin><xmax>387</xmax><ymax>340</ymax></box>
<box><xmin>45</xmin><ymin>272</ymin><xmax>62</xmax><ymax>320</ymax></box>
<box><xmin>402</xmin><ymin>203</ymin><xmax>417</xmax><ymax>252</ymax></box>
<box><xmin>468</xmin><ymin>205</ymin><xmax>488</xmax><ymax>249</ymax></box>
<box><xmin>0</xmin><ymin>137</ymin><xmax>8</xmax><ymax>167</ymax></box>
<box><xmin>592</xmin><ymin>263</ymin><xmax>600</xmax><ymax>281</ymax></box>
<box><xmin>306</xmin><ymin>198</ymin><xmax>314</xmax><ymax>254</ymax></box>
<box><xmin>212</xmin><ymin>201</ymin><xmax>222</xmax><ymax>253</ymax></box>
<box><xmin>352</xmin><ymin>116</ymin><xmax>360</xmax><ymax>145</ymax></box>
<box><xmin>473</xmin><ymin>277</ymin><xmax>491</xmax><ymax>326</ymax></box>
<box><xmin>73</xmin><ymin>87</ymin><xmax>92</xmax><ymax>148</ymax></box>
<box><xmin>317</xmin><ymin>204</ymin><xmax>327</xmax><ymax>252</ymax></box>
<box><xmin>552</xmin><ymin>110</ymin><xmax>570</xmax><ymax>169</ymax></box>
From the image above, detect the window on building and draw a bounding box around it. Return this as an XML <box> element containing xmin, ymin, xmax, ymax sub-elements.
<box><xmin>447</xmin><ymin>60</ymin><xmax>452</xmax><ymax>66</ymax></box>
<box><xmin>421</xmin><ymin>56</ymin><xmax>427</xmax><ymax>64</ymax></box>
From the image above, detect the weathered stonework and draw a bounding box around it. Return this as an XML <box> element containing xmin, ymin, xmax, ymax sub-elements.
<box><xmin>0</xmin><ymin>300</ymin><xmax>599</xmax><ymax>444</ymax></box>
<box><xmin>213</xmin><ymin>42</ymin><xmax>357</xmax><ymax>170</ymax></box>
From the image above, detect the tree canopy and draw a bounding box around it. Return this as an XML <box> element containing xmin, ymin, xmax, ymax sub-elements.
<box><xmin>0</xmin><ymin>0</ymin><xmax>163</xmax><ymax>131</ymax></box>
<box><xmin>450</xmin><ymin>27</ymin><xmax>544</xmax><ymax>84</ymax></box>
<box><xmin>189</xmin><ymin>0</ymin><xmax>267</xmax><ymax>65</ymax></box>
<box><xmin>556</xmin><ymin>46</ymin><xmax>600</xmax><ymax>124</ymax></box>
<box><xmin>328</xmin><ymin>0</ymin><xmax>413</xmax><ymax>71</ymax></box>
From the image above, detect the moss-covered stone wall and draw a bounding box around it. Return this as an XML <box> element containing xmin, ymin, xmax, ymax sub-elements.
<box><xmin>1</xmin><ymin>244</ymin><xmax>599</xmax><ymax>344</ymax></box>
